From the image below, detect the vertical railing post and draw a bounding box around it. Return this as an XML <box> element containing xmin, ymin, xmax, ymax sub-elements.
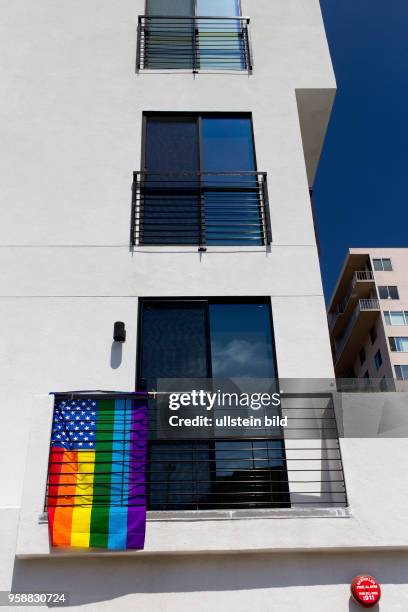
<box><xmin>199</xmin><ymin>172</ymin><xmax>206</xmax><ymax>247</ymax></box>
<box><xmin>136</xmin><ymin>16</ymin><xmax>142</xmax><ymax>72</ymax></box>
<box><xmin>130</xmin><ymin>172</ymin><xmax>138</xmax><ymax>246</ymax></box>
<box><xmin>245</xmin><ymin>19</ymin><xmax>254</xmax><ymax>73</ymax></box>
<box><xmin>193</xmin><ymin>16</ymin><xmax>199</xmax><ymax>73</ymax></box>
<box><xmin>262</xmin><ymin>173</ymin><xmax>272</xmax><ymax>245</ymax></box>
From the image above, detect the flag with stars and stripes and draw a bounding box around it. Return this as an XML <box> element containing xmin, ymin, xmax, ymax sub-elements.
<box><xmin>47</xmin><ymin>394</ymin><xmax>148</xmax><ymax>551</ymax></box>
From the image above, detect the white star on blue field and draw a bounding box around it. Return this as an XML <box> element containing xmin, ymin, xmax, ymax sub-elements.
<box><xmin>52</xmin><ymin>399</ymin><xmax>98</xmax><ymax>449</ymax></box>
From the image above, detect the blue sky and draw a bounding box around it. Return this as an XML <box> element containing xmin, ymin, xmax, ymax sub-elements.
<box><xmin>315</xmin><ymin>0</ymin><xmax>408</xmax><ymax>301</ymax></box>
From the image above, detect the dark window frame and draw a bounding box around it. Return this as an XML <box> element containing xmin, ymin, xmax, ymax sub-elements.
<box><xmin>373</xmin><ymin>258</ymin><xmax>393</xmax><ymax>272</ymax></box>
<box><xmin>395</xmin><ymin>365</ymin><xmax>408</xmax><ymax>380</ymax></box>
<box><xmin>385</xmin><ymin>311</ymin><xmax>408</xmax><ymax>325</ymax></box>
<box><xmin>141</xmin><ymin>111</ymin><xmax>258</xmax><ymax>174</ymax></box>
<box><xmin>389</xmin><ymin>337</ymin><xmax>408</xmax><ymax>353</ymax></box>
<box><xmin>135</xmin><ymin>297</ymin><xmax>291</xmax><ymax>511</ymax></box>
<box><xmin>378</xmin><ymin>285</ymin><xmax>400</xmax><ymax>300</ymax></box>
<box><xmin>136</xmin><ymin>295</ymin><xmax>278</xmax><ymax>386</ymax></box>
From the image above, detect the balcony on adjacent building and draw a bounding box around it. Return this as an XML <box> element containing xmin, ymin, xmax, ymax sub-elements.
<box><xmin>333</xmin><ymin>299</ymin><xmax>381</xmax><ymax>376</ymax></box>
<box><xmin>131</xmin><ymin>171</ymin><xmax>271</xmax><ymax>246</ymax></box>
<box><xmin>136</xmin><ymin>15</ymin><xmax>253</xmax><ymax>73</ymax></box>
<box><xmin>329</xmin><ymin>270</ymin><xmax>375</xmax><ymax>335</ymax></box>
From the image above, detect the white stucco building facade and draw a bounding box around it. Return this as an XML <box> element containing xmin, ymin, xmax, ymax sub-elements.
<box><xmin>1</xmin><ymin>1</ymin><xmax>408</xmax><ymax>610</ymax></box>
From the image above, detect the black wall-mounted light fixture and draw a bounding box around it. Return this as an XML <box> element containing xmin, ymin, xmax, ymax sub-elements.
<box><xmin>113</xmin><ymin>321</ymin><xmax>126</xmax><ymax>343</ymax></box>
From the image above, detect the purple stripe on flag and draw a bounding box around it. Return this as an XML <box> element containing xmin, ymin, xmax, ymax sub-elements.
<box><xmin>126</xmin><ymin>399</ymin><xmax>148</xmax><ymax>549</ymax></box>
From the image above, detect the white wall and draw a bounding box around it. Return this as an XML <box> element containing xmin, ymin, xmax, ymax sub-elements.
<box><xmin>5</xmin><ymin>550</ymin><xmax>408</xmax><ymax>611</ymax></box>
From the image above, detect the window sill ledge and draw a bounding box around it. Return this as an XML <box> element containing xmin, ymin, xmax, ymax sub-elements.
<box><xmin>146</xmin><ymin>507</ymin><xmax>351</xmax><ymax>522</ymax></box>
<box><xmin>38</xmin><ymin>507</ymin><xmax>350</xmax><ymax>525</ymax></box>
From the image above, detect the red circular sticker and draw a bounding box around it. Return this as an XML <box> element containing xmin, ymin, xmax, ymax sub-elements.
<box><xmin>351</xmin><ymin>575</ymin><xmax>381</xmax><ymax>607</ymax></box>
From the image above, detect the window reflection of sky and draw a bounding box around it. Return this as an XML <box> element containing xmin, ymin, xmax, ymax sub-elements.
<box><xmin>209</xmin><ymin>303</ymin><xmax>276</xmax><ymax>378</ymax></box>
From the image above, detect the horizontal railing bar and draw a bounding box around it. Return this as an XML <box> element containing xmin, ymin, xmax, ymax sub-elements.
<box><xmin>49</xmin><ymin>460</ymin><xmax>343</xmax><ymax>467</ymax></box>
<box><xmin>50</xmin><ymin>445</ymin><xmax>339</xmax><ymax>452</ymax></box>
<box><xmin>48</xmin><ymin>479</ymin><xmax>345</xmax><ymax>486</ymax></box>
<box><xmin>134</xmin><ymin>171</ymin><xmax>265</xmax><ymax>176</ymax></box>
<box><xmin>47</xmin><ymin>501</ymin><xmax>342</xmax><ymax>506</ymax></box>
<box><xmin>46</xmin><ymin>492</ymin><xmax>344</xmax><ymax>501</ymax></box>
<box><xmin>55</xmin><ymin>399</ymin><xmax>337</xmax><ymax>406</ymax></box>
<box><xmin>140</xmin><ymin>15</ymin><xmax>251</xmax><ymax>21</ymax></box>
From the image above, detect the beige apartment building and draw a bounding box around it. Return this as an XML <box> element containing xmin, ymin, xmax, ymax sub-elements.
<box><xmin>328</xmin><ymin>248</ymin><xmax>408</xmax><ymax>384</ymax></box>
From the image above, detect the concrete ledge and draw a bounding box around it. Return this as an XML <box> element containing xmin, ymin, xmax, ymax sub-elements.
<box><xmin>38</xmin><ymin>507</ymin><xmax>351</xmax><ymax>525</ymax></box>
<box><xmin>146</xmin><ymin>507</ymin><xmax>351</xmax><ymax>521</ymax></box>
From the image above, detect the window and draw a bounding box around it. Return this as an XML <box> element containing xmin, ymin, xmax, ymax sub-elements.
<box><xmin>146</xmin><ymin>0</ymin><xmax>241</xmax><ymax>17</ymax></box>
<box><xmin>378</xmin><ymin>286</ymin><xmax>399</xmax><ymax>300</ymax></box>
<box><xmin>369</xmin><ymin>325</ymin><xmax>377</xmax><ymax>344</ymax></box>
<box><xmin>384</xmin><ymin>311</ymin><xmax>408</xmax><ymax>325</ymax></box>
<box><xmin>389</xmin><ymin>337</ymin><xmax>408</xmax><ymax>352</ymax></box>
<box><xmin>141</xmin><ymin>0</ymin><xmax>250</xmax><ymax>72</ymax></box>
<box><xmin>138</xmin><ymin>298</ymin><xmax>290</xmax><ymax>510</ymax></box>
<box><xmin>395</xmin><ymin>365</ymin><xmax>408</xmax><ymax>380</ymax></box>
<box><xmin>359</xmin><ymin>347</ymin><xmax>366</xmax><ymax>365</ymax></box>
<box><xmin>374</xmin><ymin>349</ymin><xmax>383</xmax><ymax>370</ymax></box>
<box><xmin>373</xmin><ymin>258</ymin><xmax>393</xmax><ymax>271</ymax></box>
<box><xmin>134</xmin><ymin>113</ymin><xmax>270</xmax><ymax>246</ymax></box>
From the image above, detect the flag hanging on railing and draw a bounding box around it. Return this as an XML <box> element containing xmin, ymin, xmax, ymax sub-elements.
<box><xmin>47</xmin><ymin>394</ymin><xmax>148</xmax><ymax>550</ymax></box>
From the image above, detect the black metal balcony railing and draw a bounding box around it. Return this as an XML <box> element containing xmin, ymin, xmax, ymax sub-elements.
<box><xmin>131</xmin><ymin>171</ymin><xmax>272</xmax><ymax>246</ymax></box>
<box><xmin>45</xmin><ymin>392</ymin><xmax>347</xmax><ymax>513</ymax></box>
<box><xmin>136</xmin><ymin>15</ymin><xmax>253</xmax><ymax>73</ymax></box>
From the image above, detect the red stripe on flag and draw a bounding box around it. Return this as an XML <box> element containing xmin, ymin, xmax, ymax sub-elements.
<box><xmin>47</xmin><ymin>447</ymin><xmax>78</xmax><ymax>547</ymax></box>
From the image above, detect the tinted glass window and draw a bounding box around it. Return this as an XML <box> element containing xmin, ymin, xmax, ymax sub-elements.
<box><xmin>392</xmin><ymin>311</ymin><xmax>406</xmax><ymax>325</ymax></box>
<box><xmin>140</xmin><ymin>302</ymin><xmax>209</xmax><ymax>385</ymax></box>
<box><xmin>209</xmin><ymin>302</ymin><xmax>276</xmax><ymax>378</ymax></box>
<box><xmin>196</xmin><ymin>1</ymin><xmax>243</xmax><ymax>70</ymax></box>
<box><xmin>201</xmin><ymin>117</ymin><xmax>261</xmax><ymax>245</ymax></box>
<box><xmin>143</xmin><ymin>118</ymin><xmax>200</xmax><ymax>244</ymax></box>
<box><xmin>373</xmin><ymin>258</ymin><xmax>392</xmax><ymax>271</ymax></box>
<box><xmin>144</xmin><ymin>2</ymin><xmax>195</xmax><ymax>70</ymax></box>
<box><xmin>385</xmin><ymin>311</ymin><xmax>406</xmax><ymax>325</ymax></box>
<box><xmin>145</xmin><ymin>117</ymin><xmax>199</xmax><ymax>172</ymax></box>
<box><xmin>389</xmin><ymin>286</ymin><xmax>399</xmax><ymax>299</ymax></box>
<box><xmin>395</xmin><ymin>337</ymin><xmax>408</xmax><ymax>352</ymax></box>
<box><xmin>196</xmin><ymin>0</ymin><xmax>240</xmax><ymax>16</ymax></box>
<box><xmin>146</xmin><ymin>0</ymin><xmax>193</xmax><ymax>15</ymax></box>
<box><xmin>395</xmin><ymin>365</ymin><xmax>408</xmax><ymax>380</ymax></box>
<box><xmin>378</xmin><ymin>286</ymin><xmax>399</xmax><ymax>300</ymax></box>
<box><xmin>202</xmin><ymin>117</ymin><xmax>255</xmax><ymax>172</ymax></box>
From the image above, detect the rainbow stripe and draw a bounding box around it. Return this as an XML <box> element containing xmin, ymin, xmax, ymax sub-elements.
<box><xmin>47</xmin><ymin>396</ymin><xmax>148</xmax><ymax>550</ymax></box>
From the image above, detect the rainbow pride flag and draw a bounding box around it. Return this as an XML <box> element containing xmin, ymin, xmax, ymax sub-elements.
<box><xmin>47</xmin><ymin>395</ymin><xmax>148</xmax><ymax>550</ymax></box>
